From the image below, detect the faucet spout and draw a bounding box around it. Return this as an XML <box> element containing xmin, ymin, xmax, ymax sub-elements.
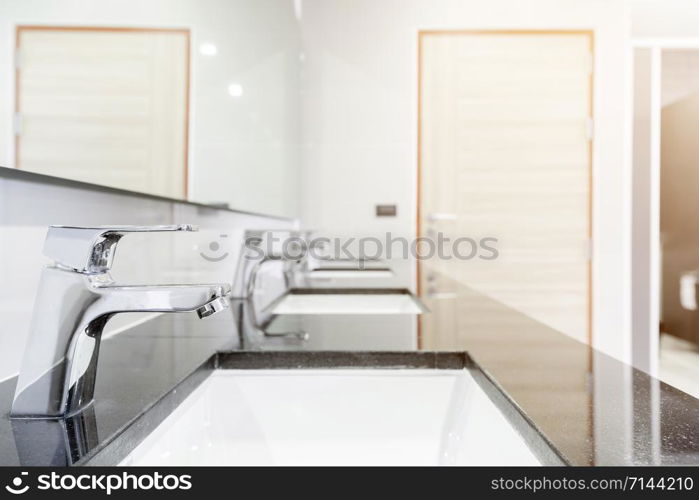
<box><xmin>197</xmin><ymin>296</ymin><xmax>229</xmax><ymax>318</ymax></box>
<box><xmin>11</xmin><ymin>268</ymin><xmax>230</xmax><ymax>419</ymax></box>
<box><xmin>86</xmin><ymin>279</ymin><xmax>231</xmax><ymax>316</ymax></box>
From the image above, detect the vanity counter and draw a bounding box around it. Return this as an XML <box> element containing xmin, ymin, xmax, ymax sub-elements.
<box><xmin>0</xmin><ymin>274</ymin><xmax>697</xmax><ymax>466</ymax></box>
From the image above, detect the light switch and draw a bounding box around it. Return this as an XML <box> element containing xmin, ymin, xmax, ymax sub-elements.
<box><xmin>376</xmin><ymin>204</ymin><xmax>397</xmax><ymax>217</ymax></box>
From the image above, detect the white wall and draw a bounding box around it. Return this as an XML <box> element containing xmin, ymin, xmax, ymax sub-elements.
<box><xmin>299</xmin><ymin>0</ymin><xmax>632</xmax><ymax>359</ymax></box>
<box><xmin>0</xmin><ymin>0</ymin><xmax>302</xmax><ymax>217</ymax></box>
<box><xmin>631</xmin><ymin>0</ymin><xmax>699</xmax><ymax>38</ymax></box>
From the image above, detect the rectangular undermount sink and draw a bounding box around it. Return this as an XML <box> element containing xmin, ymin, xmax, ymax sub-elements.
<box><xmin>121</xmin><ymin>369</ymin><xmax>541</xmax><ymax>466</ymax></box>
<box><xmin>266</xmin><ymin>289</ymin><xmax>427</xmax><ymax>315</ymax></box>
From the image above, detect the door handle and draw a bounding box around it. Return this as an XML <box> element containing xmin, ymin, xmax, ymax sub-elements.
<box><xmin>425</xmin><ymin>286</ymin><xmax>457</xmax><ymax>300</ymax></box>
<box><xmin>427</xmin><ymin>213</ymin><xmax>457</xmax><ymax>222</ymax></box>
<box><xmin>426</xmin><ymin>291</ymin><xmax>458</xmax><ymax>300</ymax></box>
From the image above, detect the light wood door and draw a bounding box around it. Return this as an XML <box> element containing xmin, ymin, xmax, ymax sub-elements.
<box><xmin>419</xmin><ymin>31</ymin><xmax>593</xmax><ymax>344</ymax></box>
<box><xmin>16</xmin><ymin>27</ymin><xmax>189</xmax><ymax>198</ymax></box>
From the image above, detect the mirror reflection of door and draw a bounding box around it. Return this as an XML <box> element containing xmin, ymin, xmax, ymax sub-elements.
<box><xmin>418</xmin><ymin>31</ymin><xmax>593</xmax><ymax>348</ymax></box>
<box><xmin>15</xmin><ymin>27</ymin><xmax>190</xmax><ymax>199</ymax></box>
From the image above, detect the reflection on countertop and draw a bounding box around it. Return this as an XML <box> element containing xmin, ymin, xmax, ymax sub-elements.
<box><xmin>0</xmin><ymin>272</ymin><xmax>697</xmax><ymax>466</ymax></box>
<box><xmin>418</xmin><ymin>278</ymin><xmax>699</xmax><ymax>466</ymax></box>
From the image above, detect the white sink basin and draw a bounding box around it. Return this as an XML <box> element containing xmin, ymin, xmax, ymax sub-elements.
<box><xmin>268</xmin><ymin>292</ymin><xmax>426</xmax><ymax>315</ymax></box>
<box><xmin>121</xmin><ymin>370</ymin><xmax>541</xmax><ymax>466</ymax></box>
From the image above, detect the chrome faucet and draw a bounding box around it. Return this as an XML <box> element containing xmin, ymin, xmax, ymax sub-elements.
<box><xmin>11</xmin><ymin>225</ymin><xmax>231</xmax><ymax>419</ymax></box>
<box><xmin>231</xmin><ymin>229</ymin><xmax>307</xmax><ymax>298</ymax></box>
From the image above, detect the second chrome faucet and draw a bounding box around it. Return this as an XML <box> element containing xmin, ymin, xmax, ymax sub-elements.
<box><xmin>11</xmin><ymin>225</ymin><xmax>231</xmax><ymax>419</ymax></box>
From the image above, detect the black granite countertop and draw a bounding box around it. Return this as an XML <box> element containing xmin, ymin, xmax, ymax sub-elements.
<box><xmin>0</xmin><ymin>274</ymin><xmax>697</xmax><ymax>466</ymax></box>
<box><xmin>0</xmin><ymin>311</ymin><xmax>237</xmax><ymax>466</ymax></box>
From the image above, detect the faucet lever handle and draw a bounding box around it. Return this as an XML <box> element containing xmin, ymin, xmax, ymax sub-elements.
<box><xmin>43</xmin><ymin>224</ymin><xmax>197</xmax><ymax>274</ymax></box>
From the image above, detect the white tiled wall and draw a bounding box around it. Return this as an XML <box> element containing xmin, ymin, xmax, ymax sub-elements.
<box><xmin>0</xmin><ymin>172</ymin><xmax>297</xmax><ymax>382</ymax></box>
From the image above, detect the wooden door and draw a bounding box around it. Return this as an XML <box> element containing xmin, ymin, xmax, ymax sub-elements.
<box><xmin>16</xmin><ymin>27</ymin><xmax>190</xmax><ymax>198</ymax></box>
<box><xmin>418</xmin><ymin>31</ymin><xmax>593</xmax><ymax>344</ymax></box>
